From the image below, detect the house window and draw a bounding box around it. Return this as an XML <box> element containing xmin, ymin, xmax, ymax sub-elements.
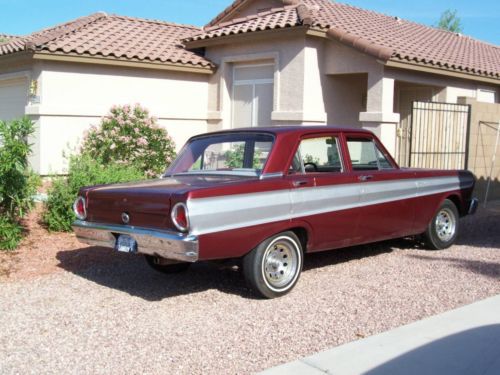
<box><xmin>231</xmin><ymin>64</ymin><xmax>274</xmax><ymax>128</ymax></box>
<box><xmin>477</xmin><ymin>89</ymin><xmax>496</xmax><ymax>104</ymax></box>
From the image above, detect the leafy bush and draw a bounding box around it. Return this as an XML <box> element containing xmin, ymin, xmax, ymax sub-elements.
<box><xmin>0</xmin><ymin>216</ymin><xmax>22</xmax><ymax>251</ymax></box>
<box><xmin>0</xmin><ymin>117</ymin><xmax>39</xmax><ymax>250</ymax></box>
<box><xmin>80</xmin><ymin>104</ymin><xmax>176</xmax><ymax>177</ymax></box>
<box><xmin>224</xmin><ymin>144</ymin><xmax>262</xmax><ymax>169</ymax></box>
<box><xmin>43</xmin><ymin>154</ymin><xmax>143</xmax><ymax>232</ymax></box>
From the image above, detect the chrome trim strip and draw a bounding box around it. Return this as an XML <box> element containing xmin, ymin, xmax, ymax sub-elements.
<box><xmin>72</xmin><ymin>220</ymin><xmax>199</xmax><ymax>262</ymax></box>
<box><xmin>259</xmin><ymin>172</ymin><xmax>284</xmax><ymax>180</ymax></box>
<box><xmin>187</xmin><ymin>176</ymin><xmax>471</xmax><ymax>236</ymax></box>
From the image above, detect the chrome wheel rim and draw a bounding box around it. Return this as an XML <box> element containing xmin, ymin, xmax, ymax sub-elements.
<box><xmin>435</xmin><ymin>208</ymin><xmax>456</xmax><ymax>242</ymax></box>
<box><xmin>262</xmin><ymin>237</ymin><xmax>300</xmax><ymax>291</ymax></box>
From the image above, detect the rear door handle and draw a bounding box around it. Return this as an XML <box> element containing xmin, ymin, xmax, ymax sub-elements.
<box><xmin>358</xmin><ymin>175</ymin><xmax>373</xmax><ymax>182</ymax></box>
<box><xmin>292</xmin><ymin>180</ymin><xmax>308</xmax><ymax>187</ymax></box>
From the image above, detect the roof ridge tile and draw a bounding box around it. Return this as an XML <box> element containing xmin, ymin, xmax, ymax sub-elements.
<box><xmin>202</xmin><ymin>5</ymin><xmax>298</xmax><ymax>33</ymax></box>
<box><xmin>108</xmin><ymin>14</ymin><xmax>201</xmax><ymax>31</ymax></box>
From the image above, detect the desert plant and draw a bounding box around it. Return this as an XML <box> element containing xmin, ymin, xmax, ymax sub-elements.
<box><xmin>80</xmin><ymin>104</ymin><xmax>176</xmax><ymax>177</ymax></box>
<box><xmin>43</xmin><ymin>154</ymin><xmax>143</xmax><ymax>232</ymax></box>
<box><xmin>0</xmin><ymin>117</ymin><xmax>39</xmax><ymax>250</ymax></box>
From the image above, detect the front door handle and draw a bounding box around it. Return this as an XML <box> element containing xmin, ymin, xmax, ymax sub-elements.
<box><xmin>292</xmin><ymin>180</ymin><xmax>308</xmax><ymax>187</ymax></box>
<box><xmin>358</xmin><ymin>175</ymin><xmax>373</xmax><ymax>182</ymax></box>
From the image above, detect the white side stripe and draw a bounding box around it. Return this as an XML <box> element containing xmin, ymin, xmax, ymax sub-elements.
<box><xmin>187</xmin><ymin>176</ymin><xmax>471</xmax><ymax>235</ymax></box>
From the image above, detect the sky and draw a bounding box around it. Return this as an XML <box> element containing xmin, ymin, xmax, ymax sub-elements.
<box><xmin>0</xmin><ymin>0</ymin><xmax>498</xmax><ymax>45</ymax></box>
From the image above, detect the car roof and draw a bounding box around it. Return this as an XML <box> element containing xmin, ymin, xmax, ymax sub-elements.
<box><xmin>195</xmin><ymin>125</ymin><xmax>373</xmax><ymax>138</ymax></box>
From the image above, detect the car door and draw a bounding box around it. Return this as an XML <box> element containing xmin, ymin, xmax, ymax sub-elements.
<box><xmin>345</xmin><ymin>134</ymin><xmax>416</xmax><ymax>244</ymax></box>
<box><xmin>286</xmin><ymin>133</ymin><xmax>360</xmax><ymax>251</ymax></box>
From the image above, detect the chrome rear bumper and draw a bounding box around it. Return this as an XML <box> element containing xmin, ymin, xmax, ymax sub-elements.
<box><xmin>72</xmin><ymin>220</ymin><xmax>199</xmax><ymax>262</ymax></box>
<box><xmin>468</xmin><ymin>198</ymin><xmax>479</xmax><ymax>215</ymax></box>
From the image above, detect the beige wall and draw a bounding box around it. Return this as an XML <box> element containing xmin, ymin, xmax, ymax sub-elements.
<box><xmin>325</xmin><ymin>74</ymin><xmax>367</xmax><ymax>127</ymax></box>
<box><xmin>385</xmin><ymin>67</ymin><xmax>499</xmax><ymax>104</ymax></box>
<box><xmin>205</xmin><ymin>33</ymin><xmax>308</xmax><ymax>128</ymax></box>
<box><xmin>25</xmin><ymin>60</ymin><xmax>210</xmax><ymax>174</ymax></box>
<box><xmin>459</xmin><ymin>97</ymin><xmax>500</xmax><ymax>202</ymax></box>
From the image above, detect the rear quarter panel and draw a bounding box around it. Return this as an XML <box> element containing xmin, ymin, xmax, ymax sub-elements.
<box><xmin>410</xmin><ymin>169</ymin><xmax>475</xmax><ymax>233</ymax></box>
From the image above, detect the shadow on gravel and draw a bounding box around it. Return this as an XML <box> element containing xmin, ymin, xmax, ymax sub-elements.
<box><xmin>56</xmin><ymin>247</ymin><xmax>257</xmax><ymax>301</ymax></box>
<box><xmin>302</xmin><ymin>239</ymin><xmax>414</xmax><ymax>271</ymax></box>
<box><xmin>56</xmin><ymin>241</ymin><xmax>410</xmax><ymax>300</ymax></box>
<box><xmin>55</xmin><ymin>207</ymin><xmax>498</xmax><ymax>301</ymax></box>
<box><xmin>408</xmin><ymin>254</ymin><xmax>500</xmax><ymax>280</ymax></box>
<box><xmin>456</xmin><ymin>208</ymin><xmax>500</xmax><ymax>249</ymax></box>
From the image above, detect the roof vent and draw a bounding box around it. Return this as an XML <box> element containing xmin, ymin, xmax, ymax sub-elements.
<box><xmin>456</xmin><ymin>32</ymin><xmax>462</xmax><ymax>37</ymax></box>
<box><xmin>394</xmin><ymin>16</ymin><xmax>402</xmax><ymax>23</ymax></box>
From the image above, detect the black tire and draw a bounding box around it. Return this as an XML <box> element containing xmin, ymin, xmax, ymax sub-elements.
<box><xmin>423</xmin><ymin>199</ymin><xmax>459</xmax><ymax>250</ymax></box>
<box><xmin>144</xmin><ymin>255</ymin><xmax>191</xmax><ymax>274</ymax></box>
<box><xmin>243</xmin><ymin>231</ymin><xmax>303</xmax><ymax>299</ymax></box>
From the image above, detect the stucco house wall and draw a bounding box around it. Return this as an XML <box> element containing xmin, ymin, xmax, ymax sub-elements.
<box><xmin>205</xmin><ymin>32</ymin><xmax>308</xmax><ymax>129</ymax></box>
<box><xmin>20</xmin><ymin>61</ymin><xmax>210</xmax><ymax>174</ymax></box>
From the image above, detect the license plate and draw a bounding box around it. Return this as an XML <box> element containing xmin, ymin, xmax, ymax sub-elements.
<box><xmin>115</xmin><ymin>235</ymin><xmax>138</xmax><ymax>253</ymax></box>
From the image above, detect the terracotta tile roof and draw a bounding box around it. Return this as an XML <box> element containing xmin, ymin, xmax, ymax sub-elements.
<box><xmin>0</xmin><ymin>33</ymin><xmax>17</xmax><ymax>41</ymax></box>
<box><xmin>0</xmin><ymin>13</ymin><xmax>213</xmax><ymax>68</ymax></box>
<box><xmin>187</xmin><ymin>5</ymin><xmax>302</xmax><ymax>41</ymax></box>
<box><xmin>194</xmin><ymin>0</ymin><xmax>500</xmax><ymax>79</ymax></box>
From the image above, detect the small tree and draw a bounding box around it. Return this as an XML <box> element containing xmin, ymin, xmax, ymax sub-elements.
<box><xmin>81</xmin><ymin>104</ymin><xmax>176</xmax><ymax>177</ymax></box>
<box><xmin>436</xmin><ymin>9</ymin><xmax>463</xmax><ymax>33</ymax></box>
<box><xmin>0</xmin><ymin>117</ymin><xmax>39</xmax><ymax>250</ymax></box>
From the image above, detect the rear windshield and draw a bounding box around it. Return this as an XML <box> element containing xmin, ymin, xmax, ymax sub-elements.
<box><xmin>166</xmin><ymin>132</ymin><xmax>275</xmax><ymax>177</ymax></box>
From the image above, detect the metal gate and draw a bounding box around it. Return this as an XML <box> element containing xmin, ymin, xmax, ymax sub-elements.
<box><xmin>409</xmin><ymin>101</ymin><xmax>471</xmax><ymax>170</ymax></box>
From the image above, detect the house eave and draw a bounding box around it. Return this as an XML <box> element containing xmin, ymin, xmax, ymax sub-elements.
<box><xmin>385</xmin><ymin>60</ymin><xmax>500</xmax><ymax>85</ymax></box>
<box><xmin>0</xmin><ymin>51</ymin><xmax>35</xmax><ymax>66</ymax></box>
<box><xmin>32</xmin><ymin>52</ymin><xmax>215</xmax><ymax>74</ymax></box>
<box><xmin>304</xmin><ymin>28</ymin><xmax>500</xmax><ymax>85</ymax></box>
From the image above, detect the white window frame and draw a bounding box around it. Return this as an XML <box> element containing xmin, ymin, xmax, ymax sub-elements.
<box><xmin>231</xmin><ymin>63</ymin><xmax>274</xmax><ymax>128</ymax></box>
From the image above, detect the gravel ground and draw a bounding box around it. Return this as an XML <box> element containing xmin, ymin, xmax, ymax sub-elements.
<box><xmin>0</xmin><ymin>205</ymin><xmax>499</xmax><ymax>374</ymax></box>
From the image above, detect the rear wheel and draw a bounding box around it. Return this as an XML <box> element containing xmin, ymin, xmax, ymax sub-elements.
<box><xmin>144</xmin><ymin>255</ymin><xmax>191</xmax><ymax>274</ymax></box>
<box><xmin>243</xmin><ymin>231</ymin><xmax>303</xmax><ymax>299</ymax></box>
<box><xmin>423</xmin><ymin>199</ymin><xmax>459</xmax><ymax>250</ymax></box>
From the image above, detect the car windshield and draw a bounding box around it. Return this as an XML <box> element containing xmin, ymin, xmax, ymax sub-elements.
<box><xmin>165</xmin><ymin>132</ymin><xmax>275</xmax><ymax>177</ymax></box>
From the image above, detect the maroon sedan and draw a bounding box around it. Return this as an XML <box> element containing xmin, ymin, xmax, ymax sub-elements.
<box><xmin>73</xmin><ymin>127</ymin><xmax>478</xmax><ymax>298</ymax></box>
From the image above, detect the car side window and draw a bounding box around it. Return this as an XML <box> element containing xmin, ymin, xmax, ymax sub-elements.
<box><xmin>347</xmin><ymin>137</ymin><xmax>393</xmax><ymax>171</ymax></box>
<box><xmin>290</xmin><ymin>136</ymin><xmax>343</xmax><ymax>173</ymax></box>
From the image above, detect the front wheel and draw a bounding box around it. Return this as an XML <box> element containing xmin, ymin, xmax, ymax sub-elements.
<box><xmin>243</xmin><ymin>231</ymin><xmax>303</xmax><ymax>299</ymax></box>
<box><xmin>423</xmin><ymin>199</ymin><xmax>459</xmax><ymax>250</ymax></box>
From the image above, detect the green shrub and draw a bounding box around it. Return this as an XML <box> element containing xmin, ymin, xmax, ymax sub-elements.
<box><xmin>224</xmin><ymin>144</ymin><xmax>262</xmax><ymax>169</ymax></box>
<box><xmin>0</xmin><ymin>117</ymin><xmax>38</xmax><ymax>217</ymax></box>
<box><xmin>80</xmin><ymin>104</ymin><xmax>176</xmax><ymax>177</ymax></box>
<box><xmin>0</xmin><ymin>216</ymin><xmax>23</xmax><ymax>250</ymax></box>
<box><xmin>43</xmin><ymin>154</ymin><xmax>144</xmax><ymax>232</ymax></box>
<box><xmin>0</xmin><ymin>117</ymin><xmax>39</xmax><ymax>250</ymax></box>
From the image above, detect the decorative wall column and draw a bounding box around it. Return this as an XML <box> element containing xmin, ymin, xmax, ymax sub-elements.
<box><xmin>359</xmin><ymin>73</ymin><xmax>400</xmax><ymax>156</ymax></box>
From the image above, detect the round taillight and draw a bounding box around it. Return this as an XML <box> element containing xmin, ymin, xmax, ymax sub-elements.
<box><xmin>73</xmin><ymin>196</ymin><xmax>87</xmax><ymax>220</ymax></box>
<box><xmin>171</xmin><ymin>202</ymin><xmax>189</xmax><ymax>232</ymax></box>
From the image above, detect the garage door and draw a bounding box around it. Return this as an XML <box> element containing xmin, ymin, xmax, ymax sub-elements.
<box><xmin>0</xmin><ymin>78</ymin><xmax>28</xmax><ymax>121</ymax></box>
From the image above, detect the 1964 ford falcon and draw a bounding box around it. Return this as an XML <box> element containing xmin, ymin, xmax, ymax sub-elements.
<box><xmin>73</xmin><ymin>127</ymin><xmax>478</xmax><ymax>298</ymax></box>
